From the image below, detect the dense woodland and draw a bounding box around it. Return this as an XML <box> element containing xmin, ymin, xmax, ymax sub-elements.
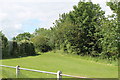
<box><xmin>0</xmin><ymin>1</ymin><xmax>120</xmax><ymax>61</ymax></box>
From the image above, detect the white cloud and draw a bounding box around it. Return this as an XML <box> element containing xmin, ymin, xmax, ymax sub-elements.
<box><xmin>0</xmin><ymin>0</ymin><xmax>79</xmax><ymax>2</ymax></box>
<box><xmin>14</xmin><ymin>24</ymin><xmax>22</xmax><ymax>30</ymax></box>
<box><xmin>0</xmin><ymin>13</ymin><xmax>8</xmax><ymax>21</ymax></box>
<box><xmin>0</xmin><ymin>0</ymin><xmax>113</xmax><ymax>39</ymax></box>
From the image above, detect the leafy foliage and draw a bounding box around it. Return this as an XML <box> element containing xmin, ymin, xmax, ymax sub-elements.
<box><xmin>0</xmin><ymin>31</ymin><xmax>8</xmax><ymax>58</ymax></box>
<box><xmin>29</xmin><ymin>1</ymin><xmax>119</xmax><ymax>60</ymax></box>
<box><xmin>1</xmin><ymin>31</ymin><xmax>36</xmax><ymax>59</ymax></box>
<box><xmin>13</xmin><ymin>32</ymin><xmax>33</xmax><ymax>42</ymax></box>
<box><xmin>98</xmin><ymin>17</ymin><xmax>119</xmax><ymax>60</ymax></box>
<box><xmin>52</xmin><ymin>1</ymin><xmax>105</xmax><ymax>56</ymax></box>
<box><xmin>19</xmin><ymin>40</ymin><xmax>36</xmax><ymax>56</ymax></box>
<box><xmin>31</xmin><ymin>35</ymin><xmax>51</xmax><ymax>52</ymax></box>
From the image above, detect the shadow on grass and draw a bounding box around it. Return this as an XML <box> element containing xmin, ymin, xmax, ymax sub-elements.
<box><xmin>1</xmin><ymin>54</ymin><xmax>41</xmax><ymax>60</ymax></box>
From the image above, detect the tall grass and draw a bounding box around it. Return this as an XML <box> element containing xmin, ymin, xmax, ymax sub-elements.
<box><xmin>55</xmin><ymin>50</ymin><xmax>118</xmax><ymax>66</ymax></box>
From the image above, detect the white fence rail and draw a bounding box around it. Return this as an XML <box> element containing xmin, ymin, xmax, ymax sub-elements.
<box><xmin>0</xmin><ymin>65</ymin><xmax>88</xmax><ymax>79</ymax></box>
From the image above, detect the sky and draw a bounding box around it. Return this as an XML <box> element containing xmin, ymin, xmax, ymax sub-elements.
<box><xmin>0</xmin><ymin>0</ymin><xmax>112</xmax><ymax>39</ymax></box>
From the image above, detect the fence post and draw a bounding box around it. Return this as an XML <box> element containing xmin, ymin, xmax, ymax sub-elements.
<box><xmin>16</xmin><ymin>65</ymin><xmax>20</xmax><ymax>78</ymax></box>
<box><xmin>57</xmin><ymin>71</ymin><xmax>62</xmax><ymax>80</ymax></box>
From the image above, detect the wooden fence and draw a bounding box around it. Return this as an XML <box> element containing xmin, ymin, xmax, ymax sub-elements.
<box><xmin>0</xmin><ymin>65</ymin><xmax>89</xmax><ymax>79</ymax></box>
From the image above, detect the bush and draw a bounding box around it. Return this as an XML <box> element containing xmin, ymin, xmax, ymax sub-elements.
<box><xmin>19</xmin><ymin>40</ymin><xmax>36</xmax><ymax>56</ymax></box>
<box><xmin>31</xmin><ymin>35</ymin><xmax>51</xmax><ymax>52</ymax></box>
<box><xmin>8</xmin><ymin>41</ymin><xmax>19</xmax><ymax>58</ymax></box>
<box><xmin>3</xmin><ymin>40</ymin><xmax>36</xmax><ymax>59</ymax></box>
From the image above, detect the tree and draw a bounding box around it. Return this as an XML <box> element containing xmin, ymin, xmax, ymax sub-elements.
<box><xmin>8</xmin><ymin>41</ymin><xmax>19</xmax><ymax>58</ymax></box>
<box><xmin>99</xmin><ymin>17</ymin><xmax>119</xmax><ymax>60</ymax></box>
<box><xmin>0</xmin><ymin>31</ymin><xmax>8</xmax><ymax>58</ymax></box>
<box><xmin>7</xmin><ymin>40</ymin><xmax>36</xmax><ymax>58</ymax></box>
<box><xmin>97</xmin><ymin>1</ymin><xmax>120</xmax><ymax>60</ymax></box>
<box><xmin>13</xmin><ymin>32</ymin><xmax>33</xmax><ymax>42</ymax></box>
<box><xmin>19</xmin><ymin>40</ymin><xmax>36</xmax><ymax>56</ymax></box>
<box><xmin>31</xmin><ymin>35</ymin><xmax>51</xmax><ymax>52</ymax></box>
<box><xmin>0</xmin><ymin>32</ymin><xmax>36</xmax><ymax>59</ymax></box>
<box><xmin>52</xmin><ymin>1</ymin><xmax>105</xmax><ymax>56</ymax></box>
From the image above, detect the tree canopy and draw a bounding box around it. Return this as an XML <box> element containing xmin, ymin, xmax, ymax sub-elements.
<box><xmin>13</xmin><ymin>32</ymin><xmax>33</xmax><ymax>42</ymax></box>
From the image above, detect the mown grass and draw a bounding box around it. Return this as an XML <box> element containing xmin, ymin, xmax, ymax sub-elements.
<box><xmin>0</xmin><ymin>51</ymin><xmax>118</xmax><ymax>78</ymax></box>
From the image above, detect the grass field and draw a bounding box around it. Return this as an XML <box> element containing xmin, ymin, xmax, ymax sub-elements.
<box><xmin>0</xmin><ymin>51</ymin><xmax>118</xmax><ymax>78</ymax></box>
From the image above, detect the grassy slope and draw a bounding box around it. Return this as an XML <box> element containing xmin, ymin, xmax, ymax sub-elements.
<box><xmin>0</xmin><ymin>51</ymin><xmax>118</xmax><ymax>78</ymax></box>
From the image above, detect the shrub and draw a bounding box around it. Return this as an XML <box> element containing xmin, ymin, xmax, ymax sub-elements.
<box><xmin>19</xmin><ymin>40</ymin><xmax>36</xmax><ymax>56</ymax></box>
<box><xmin>31</xmin><ymin>35</ymin><xmax>51</xmax><ymax>52</ymax></box>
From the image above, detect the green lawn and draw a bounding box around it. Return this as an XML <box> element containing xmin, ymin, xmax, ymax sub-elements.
<box><xmin>0</xmin><ymin>51</ymin><xmax>118</xmax><ymax>78</ymax></box>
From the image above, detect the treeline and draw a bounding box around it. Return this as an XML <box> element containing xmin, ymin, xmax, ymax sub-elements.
<box><xmin>0</xmin><ymin>32</ymin><xmax>36</xmax><ymax>59</ymax></box>
<box><xmin>31</xmin><ymin>1</ymin><xmax>119</xmax><ymax>60</ymax></box>
<box><xmin>1</xmin><ymin>1</ymin><xmax>119</xmax><ymax>60</ymax></box>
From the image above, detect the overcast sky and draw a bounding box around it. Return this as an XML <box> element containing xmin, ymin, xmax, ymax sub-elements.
<box><xmin>0</xmin><ymin>0</ymin><xmax>112</xmax><ymax>39</ymax></box>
